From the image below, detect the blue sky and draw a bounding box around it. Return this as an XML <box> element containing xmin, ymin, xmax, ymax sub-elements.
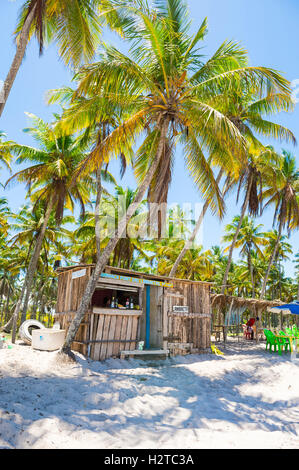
<box><xmin>0</xmin><ymin>0</ymin><xmax>299</xmax><ymax>277</ymax></box>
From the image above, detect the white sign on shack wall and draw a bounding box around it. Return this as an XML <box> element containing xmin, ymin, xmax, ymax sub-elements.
<box><xmin>173</xmin><ymin>306</ymin><xmax>189</xmax><ymax>313</ymax></box>
<box><xmin>72</xmin><ymin>269</ymin><xmax>87</xmax><ymax>280</ymax></box>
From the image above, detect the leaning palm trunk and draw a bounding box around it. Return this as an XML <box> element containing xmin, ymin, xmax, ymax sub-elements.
<box><xmin>170</xmin><ymin>201</ymin><xmax>208</xmax><ymax>278</ymax></box>
<box><xmin>21</xmin><ymin>239</ymin><xmax>46</xmax><ymax>323</ymax></box>
<box><xmin>260</xmin><ymin>221</ymin><xmax>283</xmax><ymax>299</ymax></box>
<box><xmin>0</xmin><ymin>7</ymin><xmax>36</xmax><ymax>118</ymax></box>
<box><xmin>17</xmin><ymin>243</ymin><xmax>35</xmax><ymax>325</ymax></box>
<box><xmin>221</xmin><ymin>176</ymin><xmax>253</xmax><ymax>295</ymax></box>
<box><xmin>61</xmin><ymin>121</ymin><xmax>169</xmax><ymax>357</ymax></box>
<box><xmin>247</xmin><ymin>248</ymin><xmax>255</xmax><ymax>298</ymax></box>
<box><xmin>170</xmin><ymin>170</ymin><xmax>223</xmax><ymax>278</ymax></box>
<box><xmin>10</xmin><ymin>196</ymin><xmax>55</xmax><ymax>343</ymax></box>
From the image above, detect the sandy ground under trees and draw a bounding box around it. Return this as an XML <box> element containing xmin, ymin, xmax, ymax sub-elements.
<box><xmin>1</xmin><ymin>339</ymin><xmax>299</xmax><ymax>449</ymax></box>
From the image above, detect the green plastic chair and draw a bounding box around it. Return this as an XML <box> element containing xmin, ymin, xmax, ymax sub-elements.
<box><xmin>278</xmin><ymin>331</ymin><xmax>291</xmax><ymax>353</ymax></box>
<box><xmin>285</xmin><ymin>327</ymin><xmax>294</xmax><ymax>336</ymax></box>
<box><xmin>291</xmin><ymin>325</ymin><xmax>299</xmax><ymax>338</ymax></box>
<box><xmin>264</xmin><ymin>329</ymin><xmax>282</xmax><ymax>355</ymax></box>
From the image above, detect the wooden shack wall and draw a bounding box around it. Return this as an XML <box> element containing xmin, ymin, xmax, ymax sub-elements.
<box><xmin>89</xmin><ymin>310</ymin><xmax>141</xmax><ymax>361</ymax></box>
<box><xmin>55</xmin><ymin>267</ymin><xmax>212</xmax><ymax>360</ymax></box>
<box><xmin>55</xmin><ymin>267</ymin><xmax>92</xmax><ymax>355</ymax></box>
<box><xmin>164</xmin><ymin>280</ymin><xmax>211</xmax><ymax>355</ymax></box>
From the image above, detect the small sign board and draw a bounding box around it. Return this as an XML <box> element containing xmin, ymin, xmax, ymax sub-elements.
<box><xmin>172</xmin><ymin>306</ymin><xmax>189</xmax><ymax>313</ymax></box>
<box><xmin>72</xmin><ymin>268</ymin><xmax>86</xmax><ymax>280</ymax></box>
<box><xmin>100</xmin><ymin>272</ymin><xmax>173</xmax><ymax>288</ymax></box>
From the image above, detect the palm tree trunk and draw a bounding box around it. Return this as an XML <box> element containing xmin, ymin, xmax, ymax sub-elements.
<box><xmin>170</xmin><ymin>170</ymin><xmax>223</xmax><ymax>278</ymax></box>
<box><xmin>20</xmin><ymin>285</ymin><xmax>31</xmax><ymax>324</ymax></box>
<box><xmin>4</xmin><ymin>285</ymin><xmax>11</xmax><ymax>322</ymax></box>
<box><xmin>0</xmin><ymin>280</ymin><xmax>5</xmax><ymax>324</ymax></box>
<box><xmin>260</xmin><ymin>220</ymin><xmax>283</xmax><ymax>299</ymax></box>
<box><xmin>95</xmin><ymin>162</ymin><xmax>103</xmax><ymax>256</ymax></box>
<box><xmin>0</xmin><ymin>7</ymin><xmax>36</xmax><ymax>118</ymax></box>
<box><xmin>21</xmin><ymin>250</ymin><xmax>46</xmax><ymax>324</ymax></box>
<box><xmin>61</xmin><ymin>120</ymin><xmax>169</xmax><ymax>357</ymax></box>
<box><xmin>221</xmin><ymin>176</ymin><xmax>253</xmax><ymax>295</ymax></box>
<box><xmin>247</xmin><ymin>248</ymin><xmax>255</xmax><ymax>298</ymax></box>
<box><xmin>10</xmin><ymin>196</ymin><xmax>55</xmax><ymax>343</ymax></box>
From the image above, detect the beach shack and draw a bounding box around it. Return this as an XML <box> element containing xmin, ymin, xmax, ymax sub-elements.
<box><xmin>54</xmin><ymin>265</ymin><xmax>212</xmax><ymax>360</ymax></box>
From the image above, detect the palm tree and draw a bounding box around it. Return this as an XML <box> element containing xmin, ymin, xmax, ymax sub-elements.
<box><xmin>170</xmin><ymin>77</ymin><xmax>295</xmax><ymax>279</ymax></box>
<box><xmin>10</xmin><ymin>204</ymin><xmax>74</xmax><ymax>322</ymax></box>
<box><xmin>0</xmin><ymin>132</ymin><xmax>13</xmax><ymax>179</ymax></box>
<box><xmin>0</xmin><ymin>113</ymin><xmax>95</xmax><ymax>340</ymax></box>
<box><xmin>73</xmin><ymin>186</ymin><xmax>148</xmax><ymax>268</ymax></box>
<box><xmin>223</xmin><ymin>216</ymin><xmax>266</xmax><ymax>297</ymax></box>
<box><xmin>156</xmin><ymin>242</ymin><xmax>213</xmax><ymax>281</ymax></box>
<box><xmin>220</xmin><ymin>144</ymin><xmax>292</xmax><ymax>295</ymax></box>
<box><xmin>60</xmin><ymin>0</ymin><xmax>295</xmax><ymax>357</ymax></box>
<box><xmin>0</xmin><ymin>203</ymin><xmax>73</xmax><ymax>331</ymax></box>
<box><xmin>263</xmin><ymin>230</ymin><xmax>293</xmax><ymax>269</ymax></box>
<box><xmin>0</xmin><ymin>198</ymin><xmax>11</xmax><ymax>238</ymax></box>
<box><xmin>294</xmin><ymin>253</ymin><xmax>299</xmax><ymax>301</ymax></box>
<box><xmin>260</xmin><ymin>151</ymin><xmax>299</xmax><ymax>298</ymax></box>
<box><xmin>0</xmin><ymin>0</ymin><xmax>121</xmax><ymax>117</ymax></box>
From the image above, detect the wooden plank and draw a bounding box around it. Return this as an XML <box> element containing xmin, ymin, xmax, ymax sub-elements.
<box><xmin>65</xmin><ymin>272</ymin><xmax>72</xmax><ymax>312</ymax></box>
<box><xmin>97</xmin><ymin>277</ymin><xmax>143</xmax><ymax>289</ymax></box>
<box><xmin>199</xmin><ymin>317</ymin><xmax>204</xmax><ymax>350</ymax></box>
<box><xmin>165</xmin><ymin>293</ymin><xmax>187</xmax><ymax>299</ymax></box>
<box><xmin>162</xmin><ymin>290</ymin><xmax>168</xmax><ymax>350</ymax></box>
<box><xmin>100</xmin><ymin>272</ymin><xmax>173</xmax><ymax>288</ymax></box>
<box><xmin>168</xmin><ymin>312</ymin><xmax>211</xmax><ymax>318</ymax></box>
<box><xmin>93</xmin><ymin>314</ymin><xmax>105</xmax><ymax>360</ymax></box>
<box><xmin>90</xmin><ymin>314</ymin><xmax>97</xmax><ymax>358</ymax></box>
<box><xmin>206</xmin><ymin>316</ymin><xmax>211</xmax><ymax>349</ymax></box>
<box><xmin>106</xmin><ymin>315</ymin><xmax>117</xmax><ymax>358</ymax></box>
<box><xmin>119</xmin><ymin>316</ymin><xmax>128</xmax><ymax>353</ymax></box>
<box><xmin>130</xmin><ymin>316</ymin><xmax>139</xmax><ymax>351</ymax></box>
<box><xmin>112</xmin><ymin>315</ymin><xmax>123</xmax><ymax>356</ymax></box>
<box><xmin>168</xmin><ymin>342</ymin><xmax>193</xmax><ymax>349</ymax></box>
<box><xmin>92</xmin><ymin>307</ymin><xmax>142</xmax><ymax>316</ymax></box>
<box><xmin>100</xmin><ymin>315</ymin><xmax>111</xmax><ymax>360</ymax></box>
<box><xmin>125</xmin><ymin>316</ymin><xmax>133</xmax><ymax>350</ymax></box>
<box><xmin>120</xmin><ymin>349</ymin><xmax>169</xmax><ymax>359</ymax></box>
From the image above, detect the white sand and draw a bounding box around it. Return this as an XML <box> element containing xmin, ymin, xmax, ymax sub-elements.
<box><xmin>1</xmin><ymin>340</ymin><xmax>299</xmax><ymax>449</ymax></box>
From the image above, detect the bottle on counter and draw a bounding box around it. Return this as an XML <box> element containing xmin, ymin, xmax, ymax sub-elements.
<box><xmin>115</xmin><ymin>297</ymin><xmax>119</xmax><ymax>308</ymax></box>
<box><xmin>126</xmin><ymin>298</ymin><xmax>130</xmax><ymax>309</ymax></box>
<box><xmin>111</xmin><ymin>297</ymin><xmax>115</xmax><ymax>308</ymax></box>
<box><xmin>129</xmin><ymin>297</ymin><xmax>134</xmax><ymax>309</ymax></box>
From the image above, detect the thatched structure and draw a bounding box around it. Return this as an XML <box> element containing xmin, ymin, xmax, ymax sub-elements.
<box><xmin>211</xmin><ymin>294</ymin><xmax>284</xmax><ymax>315</ymax></box>
<box><xmin>211</xmin><ymin>294</ymin><xmax>285</xmax><ymax>342</ymax></box>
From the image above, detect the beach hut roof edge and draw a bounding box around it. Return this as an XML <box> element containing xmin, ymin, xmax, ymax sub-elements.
<box><xmin>211</xmin><ymin>293</ymin><xmax>285</xmax><ymax>312</ymax></box>
<box><xmin>55</xmin><ymin>264</ymin><xmax>213</xmax><ymax>286</ymax></box>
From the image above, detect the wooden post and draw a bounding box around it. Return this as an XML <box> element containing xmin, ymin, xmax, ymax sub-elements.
<box><xmin>145</xmin><ymin>285</ymin><xmax>151</xmax><ymax>349</ymax></box>
<box><xmin>162</xmin><ymin>289</ymin><xmax>168</xmax><ymax>351</ymax></box>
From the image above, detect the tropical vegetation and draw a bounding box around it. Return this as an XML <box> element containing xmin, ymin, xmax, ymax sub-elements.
<box><xmin>0</xmin><ymin>0</ymin><xmax>298</xmax><ymax>358</ymax></box>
